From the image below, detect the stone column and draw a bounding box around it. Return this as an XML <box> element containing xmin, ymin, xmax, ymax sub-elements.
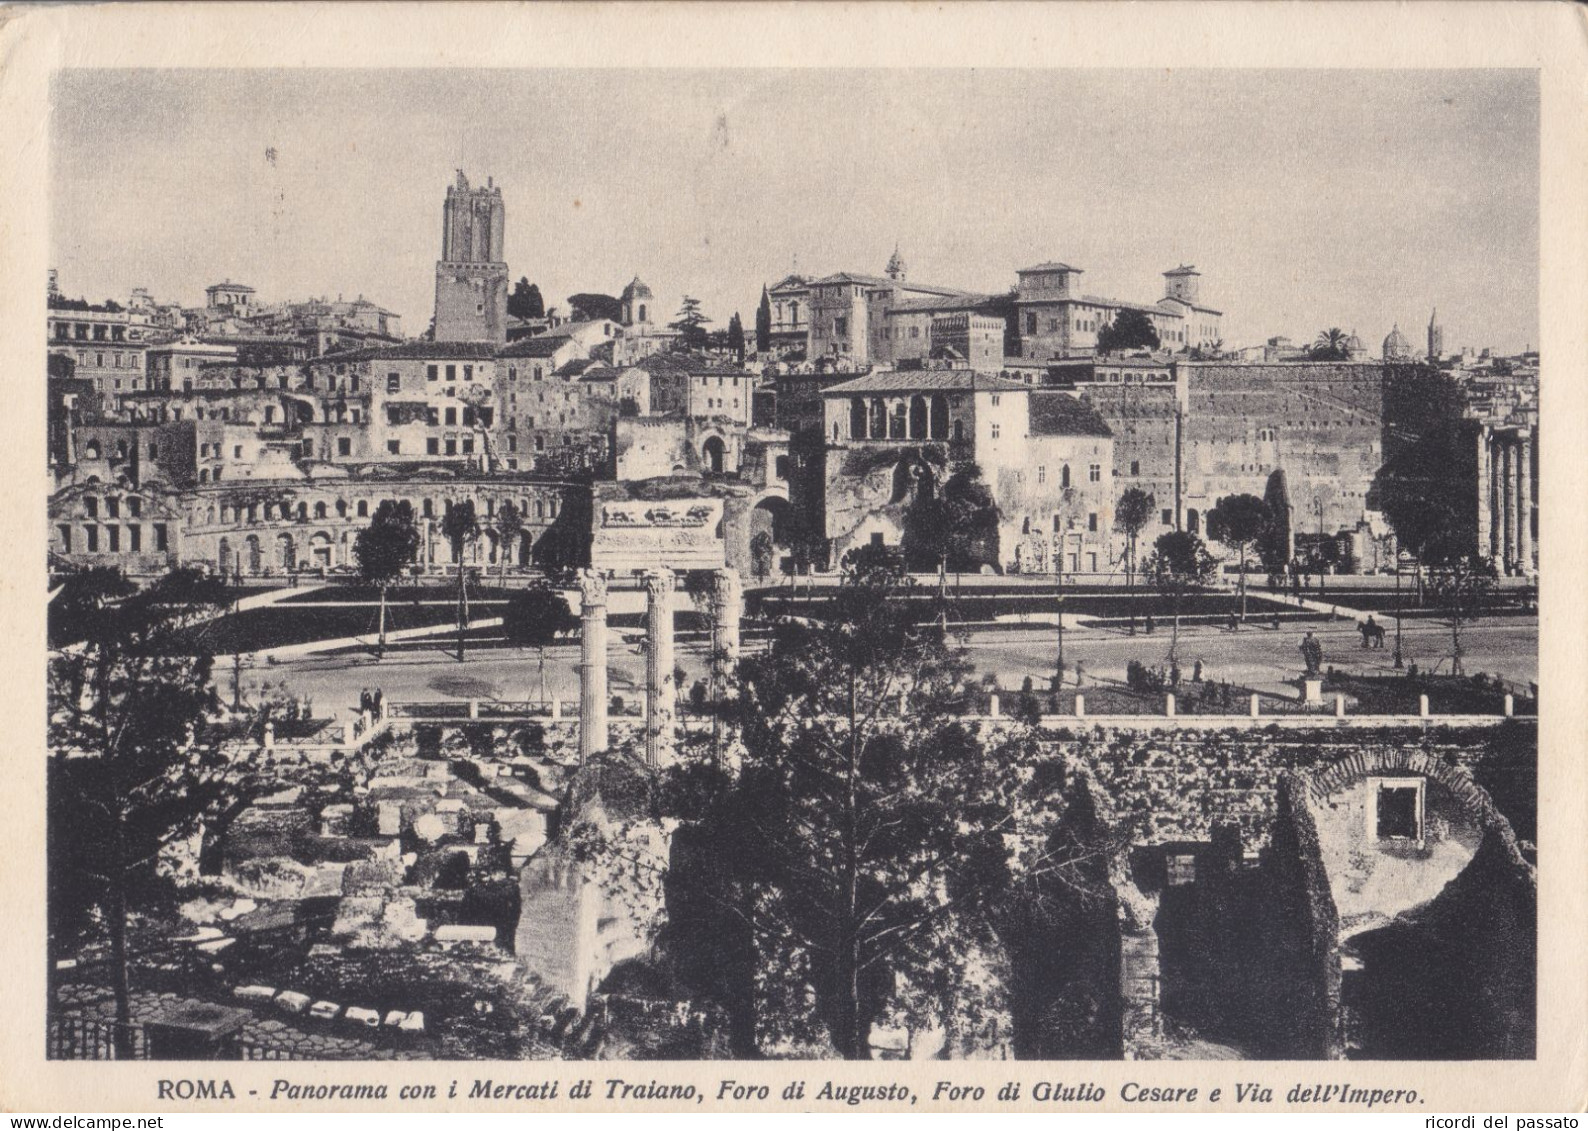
<box><xmin>1475</xmin><ymin>427</ymin><xmax>1492</xmax><ymax>563</ymax></box>
<box><xmin>1487</xmin><ymin>432</ymin><xmax>1502</xmax><ymax>563</ymax></box>
<box><xmin>1500</xmin><ymin>439</ymin><xmax>1516</xmax><ymax>574</ymax></box>
<box><xmin>710</xmin><ymin>567</ymin><xmax>742</xmax><ymax>698</ymax></box>
<box><xmin>1516</xmin><ymin>430</ymin><xmax>1532</xmax><ymax>575</ymax></box>
<box><xmin>578</xmin><ymin>569</ymin><xmax>609</xmax><ymax>763</ymax></box>
<box><xmin>644</xmin><ymin>568</ymin><xmax>676</xmax><ymax>766</ymax></box>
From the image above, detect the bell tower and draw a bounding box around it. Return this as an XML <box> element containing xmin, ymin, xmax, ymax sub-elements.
<box><xmin>433</xmin><ymin>170</ymin><xmax>508</xmax><ymax>343</ymax></box>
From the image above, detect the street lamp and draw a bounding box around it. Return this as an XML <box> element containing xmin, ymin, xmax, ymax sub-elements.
<box><xmin>1312</xmin><ymin>498</ymin><xmax>1326</xmax><ymax>594</ymax></box>
<box><xmin>1054</xmin><ymin>533</ymin><xmax>1066</xmax><ymax>688</ymax></box>
<box><xmin>1393</xmin><ymin>550</ymin><xmax>1406</xmax><ymax>669</ymax></box>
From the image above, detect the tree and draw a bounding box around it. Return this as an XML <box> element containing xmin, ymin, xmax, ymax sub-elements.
<box><xmin>1096</xmin><ymin>308</ymin><xmax>1160</xmax><ymax>353</ymax></box>
<box><xmin>1310</xmin><ymin>328</ymin><xmax>1350</xmax><ymax>361</ymax></box>
<box><xmin>507</xmin><ymin>278</ymin><xmax>545</xmax><ymax>321</ymax></box>
<box><xmin>1427</xmin><ymin>556</ymin><xmax>1498</xmax><ymax>675</ymax></box>
<box><xmin>47</xmin><ymin>570</ymin><xmax>229</xmax><ymax>1055</ymax></box>
<box><xmin>902</xmin><ymin>462</ymin><xmax>1001</xmax><ymax>605</ymax></box>
<box><xmin>1142</xmin><ymin>530</ymin><xmax>1218</xmax><ymax>664</ymax></box>
<box><xmin>492</xmin><ymin>500</ymin><xmax>524</xmax><ymax>587</ymax></box>
<box><xmin>755</xmin><ymin>286</ymin><xmax>773</xmax><ymax>354</ymax></box>
<box><xmin>663</xmin><ymin>567</ymin><xmax>1021</xmax><ymax>1057</ymax></box>
<box><xmin>568</xmin><ymin>293</ymin><xmax>622</xmax><ymax>323</ymax></box>
<box><xmin>727</xmin><ymin>312</ymin><xmax>746</xmax><ymax>363</ymax></box>
<box><xmin>1259</xmin><ymin>469</ymin><xmax>1293</xmax><ymax>573</ymax></box>
<box><xmin>503</xmin><ymin>582</ymin><xmax>578</xmax><ymax>703</ymax></box>
<box><xmin>441</xmin><ymin>500</ymin><xmax>480</xmax><ymax>662</ymax></box>
<box><xmin>1373</xmin><ymin>418</ymin><xmax>1481</xmax><ymax>569</ymax></box>
<box><xmin>670</xmin><ymin>296</ymin><xmax>712</xmax><ymax>351</ymax></box>
<box><xmin>749</xmin><ymin>531</ymin><xmax>777</xmax><ymax>583</ymax></box>
<box><xmin>1114</xmin><ymin>488</ymin><xmax>1156</xmax><ymax>636</ymax></box>
<box><xmin>49</xmin><ymin>565</ymin><xmax>139</xmax><ymax>649</ymax></box>
<box><xmin>353</xmin><ymin>500</ymin><xmax>420</xmax><ymax>658</ymax></box>
<box><xmin>1042</xmin><ymin>484</ymin><xmax>1084</xmax><ymax>683</ymax></box>
<box><xmin>1205</xmin><ymin>493</ymin><xmax>1273</xmax><ymax>625</ymax></box>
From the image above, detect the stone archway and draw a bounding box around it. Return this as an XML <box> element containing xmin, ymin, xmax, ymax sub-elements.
<box><xmin>702</xmin><ymin>435</ymin><xmax>726</xmax><ymax>474</ymax></box>
<box><xmin>274</xmin><ymin>532</ymin><xmax>296</xmax><ymax>572</ymax></box>
<box><xmin>309</xmin><ymin>531</ymin><xmax>333</xmax><ymax>568</ymax></box>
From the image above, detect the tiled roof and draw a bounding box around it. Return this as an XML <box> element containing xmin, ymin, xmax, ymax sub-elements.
<box><xmin>822</xmin><ymin>369</ymin><xmax>1032</xmax><ymax>396</ymax></box>
<box><xmin>498</xmin><ymin>336</ymin><xmax>573</xmax><ymax>359</ymax></box>
<box><xmin>886</xmin><ymin>293</ymin><xmax>999</xmax><ymax>314</ymax></box>
<box><xmin>1019</xmin><ymin>262</ymin><xmax>1083</xmax><ymax>274</ymax></box>
<box><xmin>1157</xmin><ymin>295</ymin><xmax>1224</xmax><ymax>315</ymax></box>
<box><xmin>1028</xmin><ymin>392</ymin><xmax>1114</xmax><ymax>438</ymax></box>
<box><xmin>556</xmin><ymin>359</ymin><xmax>596</xmax><ymax>378</ymax></box>
<box><xmin>1163</xmin><ymin>265</ymin><xmax>1200</xmax><ymax>276</ymax></box>
<box><xmin>321</xmin><ymin>340</ymin><xmax>498</xmax><ymax>362</ymax></box>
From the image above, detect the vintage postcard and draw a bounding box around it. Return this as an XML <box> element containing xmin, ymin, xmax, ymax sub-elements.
<box><xmin>1</xmin><ymin>0</ymin><xmax>1584</xmax><ymax>1116</ymax></box>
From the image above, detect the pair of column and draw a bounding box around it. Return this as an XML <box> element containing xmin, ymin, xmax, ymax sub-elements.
<box><xmin>1483</xmin><ymin>428</ymin><xmax>1533</xmax><ymax>576</ymax></box>
<box><xmin>577</xmin><ymin>567</ymin><xmax>743</xmax><ymax>766</ymax></box>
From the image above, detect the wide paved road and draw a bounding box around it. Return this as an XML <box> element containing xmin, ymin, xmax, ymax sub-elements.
<box><xmin>245</xmin><ymin>614</ymin><xmax>1537</xmax><ymax>725</ymax></box>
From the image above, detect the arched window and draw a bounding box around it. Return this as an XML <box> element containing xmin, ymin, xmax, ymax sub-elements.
<box><xmin>638</xmin><ymin>304</ymin><xmax>647</xmax><ymax>323</ymax></box>
<box><xmin>929</xmin><ymin>394</ymin><xmax>949</xmax><ymax>439</ymax></box>
<box><xmin>1061</xmin><ymin>465</ymin><xmax>1071</xmax><ymax>489</ymax></box>
<box><xmin>335</xmin><ymin>499</ymin><xmax>348</xmax><ymax>518</ymax></box>
<box><xmin>909</xmin><ymin>396</ymin><xmax>928</xmax><ymax>439</ymax></box>
<box><xmin>199</xmin><ymin>468</ymin><xmax>209</xmax><ymax>483</ymax></box>
<box><xmin>850</xmin><ymin>397</ymin><xmax>867</xmax><ymax>439</ymax></box>
<box><xmin>952</xmin><ymin>419</ymin><xmax>964</xmax><ymax>442</ymax></box>
<box><xmin>314</xmin><ymin>501</ymin><xmax>327</xmax><ymax>519</ymax></box>
<box><xmin>869</xmin><ymin>398</ymin><xmax>887</xmax><ymax>439</ymax></box>
<box><xmin>1187</xmin><ymin>508</ymin><xmax>1200</xmax><ymax>535</ymax></box>
<box><xmin>84</xmin><ymin>440</ymin><xmax>101</xmax><ymax>460</ymax></box>
<box><xmin>1022</xmin><ymin>517</ymin><xmax>1031</xmax><ymax>535</ymax></box>
<box><xmin>889</xmin><ymin>400</ymin><xmax>907</xmax><ymax>439</ymax></box>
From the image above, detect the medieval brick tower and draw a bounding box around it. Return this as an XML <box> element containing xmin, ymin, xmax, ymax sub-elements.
<box><xmin>1427</xmin><ymin>307</ymin><xmax>1444</xmax><ymax>362</ymax></box>
<box><xmin>433</xmin><ymin>171</ymin><xmax>508</xmax><ymax>344</ymax></box>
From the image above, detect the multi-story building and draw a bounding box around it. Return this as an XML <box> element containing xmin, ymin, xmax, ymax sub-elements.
<box><xmin>1014</xmin><ymin>262</ymin><xmax>1222</xmax><ymax>361</ymax></box>
<box><xmin>47</xmin><ymin>301</ymin><xmax>158</xmax><ymax>395</ymax></box>
<box><xmin>818</xmin><ymin>368</ymin><xmax>1115</xmax><ymax>573</ymax></box>
<box><xmin>433</xmin><ymin>170</ymin><xmax>508</xmax><ymax>344</ymax></box>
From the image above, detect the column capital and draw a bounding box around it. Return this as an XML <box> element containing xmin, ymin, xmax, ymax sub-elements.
<box><xmin>577</xmin><ymin>568</ymin><xmax>608</xmax><ymax>608</ymax></box>
<box><xmin>643</xmin><ymin>567</ymin><xmax>676</xmax><ymax>600</ymax></box>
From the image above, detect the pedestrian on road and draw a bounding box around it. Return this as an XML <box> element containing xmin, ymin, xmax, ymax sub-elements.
<box><xmin>1227</xmin><ymin>611</ymin><xmax>1239</xmax><ymax>633</ymax></box>
<box><xmin>1272</xmin><ymin>611</ymin><xmax>1281</xmax><ymax>631</ymax></box>
<box><xmin>1145</xmin><ymin>614</ymin><xmax>1156</xmax><ymax>634</ymax></box>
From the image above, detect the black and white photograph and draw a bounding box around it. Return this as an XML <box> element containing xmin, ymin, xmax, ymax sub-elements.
<box><xmin>12</xmin><ymin>4</ymin><xmax>1584</xmax><ymax>1112</ymax></box>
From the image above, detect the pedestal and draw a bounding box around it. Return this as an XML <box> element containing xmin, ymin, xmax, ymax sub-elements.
<box><xmin>1301</xmin><ymin>678</ymin><xmax>1323</xmax><ymax>705</ymax></box>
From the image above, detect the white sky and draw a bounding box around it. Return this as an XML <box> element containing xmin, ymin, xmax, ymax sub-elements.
<box><xmin>50</xmin><ymin>68</ymin><xmax>1538</xmax><ymax>354</ymax></box>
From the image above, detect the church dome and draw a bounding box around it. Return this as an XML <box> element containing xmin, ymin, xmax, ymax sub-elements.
<box><xmin>1346</xmin><ymin>330</ymin><xmax>1364</xmax><ymax>352</ymax></box>
<box><xmin>620</xmin><ymin>276</ymin><xmax>653</xmax><ymax>301</ymax></box>
<box><xmin>1383</xmin><ymin>323</ymin><xmax>1412</xmax><ymax>360</ymax></box>
<box><xmin>885</xmin><ymin>245</ymin><xmax>907</xmax><ymax>281</ymax></box>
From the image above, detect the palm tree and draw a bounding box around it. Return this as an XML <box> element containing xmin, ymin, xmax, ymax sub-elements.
<box><xmin>441</xmin><ymin>500</ymin><xmax>480</xmax><ymax>662</ymax></box>
<box><xmin>1312</xmin><ymin>328</ymin><xmax>1349</xmax><ymax>360</ymax></box>
<box><xmin>1115</xmin><ymin>487</ymin><xmax>1156</xmax><ymax>635</ymax></box>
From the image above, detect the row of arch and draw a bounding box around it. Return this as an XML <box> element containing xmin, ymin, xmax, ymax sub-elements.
<box><xmin>216</xmin><ymin>526</ymin><xmax>538</xmax><ymax>576</ymax></box>
<box><xmin>846</xmin><ymin>394</ymin><xmax>957</xmax><ymax>442</ymax></box>
<box><xmin>201</xmin><ymin>494</ymin><xmax>563</xmax><ymax>528</ymax></box>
